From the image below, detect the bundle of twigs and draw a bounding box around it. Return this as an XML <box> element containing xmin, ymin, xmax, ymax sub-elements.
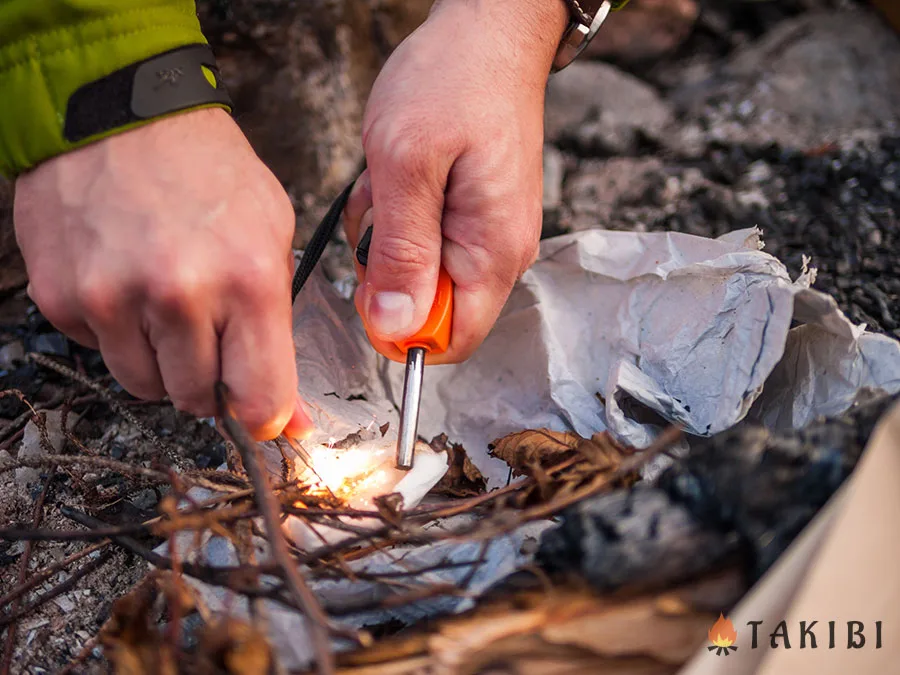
<box><xmin>0</xmin><ymin>353</ymin><xmax>683</xmax><ymax>674</ymax></box>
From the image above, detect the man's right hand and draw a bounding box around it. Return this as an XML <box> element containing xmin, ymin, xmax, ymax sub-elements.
<box><xmin>14</xmin><ymin>108</ymin><xmax>312</xmax><ymax>441</ymax></box>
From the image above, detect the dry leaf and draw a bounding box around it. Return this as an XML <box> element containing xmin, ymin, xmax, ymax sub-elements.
<box><xmin>197</xmin><ymin>618</ymin><xmax>273</xmax><ymax>675</ymax></box>
<box><xmin>489</xmin><ymin>429</ymin><xmax>582</xmax><ymax>477</ymax></box>
<box><xmin>374</xmin><ymin>492</ymin><xmax>405</xmax><ymax>527</ymax></box>
<box><xmin>429</xmin><ymin>434</ymin><xmax>487</xmax><ymax>497</ymax></box>
<box><xmin>99</xmin><ymin>575</ymin><xmax>176</xmax><ymax>675</ymax></box>
<box><xmin>489</xmin><ymin>429</ymin><xmax>627</xmax><ymax>478</ymax></box>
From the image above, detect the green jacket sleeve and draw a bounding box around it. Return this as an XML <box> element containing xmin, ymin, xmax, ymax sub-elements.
<box><xmin>0</xmin><ymin>0</ymin><xmax>215</xmax><ymax>178</ymax></box>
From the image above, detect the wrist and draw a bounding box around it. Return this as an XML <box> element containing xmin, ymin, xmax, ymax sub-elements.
<box><xmin>429</xmin><ymin>0</ymin><xmax>569</xmax><ymax>79</ymax></box>
<box><xmin>0</xmin><ymin>4</ymin><xmax>227</xmax><ymax>179</ymax></box>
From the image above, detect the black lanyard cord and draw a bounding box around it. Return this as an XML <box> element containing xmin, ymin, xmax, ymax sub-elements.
<box><xmin>290</xmin><ymin>178</ymin><xmax>357</xmax><ymax>303</ymax></box>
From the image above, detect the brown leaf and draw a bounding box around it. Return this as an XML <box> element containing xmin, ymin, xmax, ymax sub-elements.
<box><xmin>429</xmin><ymin>434</ymin><xmax>487</xmax><ymax>498</ymax></box>
<box><xmin>374</xmin><ymin>492</ymin><xmax>405</xmax><ymax>527</ymax></box>
<box><xmin>490</xmin><ymin>429</ymin><xmax>627</xmax><ymax>480</ymax></box>
<box><xmin>873</xmin><ymin>0</ymin><xmax>900</xmax><ymax>34</ymax></box>
<box><xmin>99</xmin><ymin>575</ymin><xmax>176</xmax><ymax>675</ymax></box>
<box><xmin>489</xmin><ymin>429</ymin><xmax>583</xmax><ymax>477</ymax></box>
<box><xmin>197</xmin><ymin>618</ymin><xmax>273</xmax><ymax>675</ymax></box>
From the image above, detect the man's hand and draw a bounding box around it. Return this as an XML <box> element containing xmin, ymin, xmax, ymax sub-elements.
<box><xmin>14</xmin><ymin>108</ymin><xmax>312</xmax><ymax>440</ymax></box>
<box><xmin>344</xmin><ymin>0</ymin><xmax>568</xmax><ymax>363</ymax></box>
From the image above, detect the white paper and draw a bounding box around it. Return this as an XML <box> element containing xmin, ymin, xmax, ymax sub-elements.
<box><xmin>290</xmin><ymin>227</ymin><xmax>900</xmax><ymax>486</ymax></box>
<box><xmin>164</xmin><ymin>226</ymin><xmax>900</xmax><ymax>670</ymax></box>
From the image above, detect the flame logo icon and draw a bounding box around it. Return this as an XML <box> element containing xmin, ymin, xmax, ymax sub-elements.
<box><xmin>708</xmin><ymin>614</ymin><xmax>739</xmax><ymax>655</ymax></box>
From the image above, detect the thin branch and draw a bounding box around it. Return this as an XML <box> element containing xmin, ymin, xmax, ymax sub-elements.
<box><xmin>1</xmin><ymin>472</ymin><xmax>53</xmax><ymax>674</ymax></box>
<box><xmin>0</xmin><ymin>541</ymin><xmax>110</xmax><ymax>609</ymax></box>
<box><xmin>215</xmin><ymin>382</ymin><xmax>338</xmax><ymax>675</ymax></box>
<box><xmin>27</xmin><ymin>353</ymin><xmax>186</xmax><ymax>470</ymax></box>
<box><xmin>0</xmin><ymin>551</ymin><xmax>114</xmax><ymax>631</ymax></box>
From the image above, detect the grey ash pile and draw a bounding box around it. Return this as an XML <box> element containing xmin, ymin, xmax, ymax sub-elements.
<box><xmin>538</xmin><ymin>390</ymin><xmax>898</xmax><ymax>593</ymax></box>
<box><xmin>621</xmin><ymin>138</ymin><xmax>900</xmax><ymax>337</ymax></box>
<box><xmin>544</xmin><ymin>2</ymin><xmax>900</xmax><ymax>337</ymax></box>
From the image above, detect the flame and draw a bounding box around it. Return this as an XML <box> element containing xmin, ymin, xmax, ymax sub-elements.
<box><xmin>708</xmin><ymin>614</ymin><xmax>738</xmax><ymax>648</ymax></box>
<box><xmin>300</xmin><ymin>443</ymin><xmax>393</xmax><ymax>507</ymax></box>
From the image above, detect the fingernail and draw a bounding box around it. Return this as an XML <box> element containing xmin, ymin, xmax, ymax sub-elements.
<box><xmin>248</xmin><ymin>403</ymin><xmax>295</xmax><ymax>442</ymax></box>
<box><xmin>367</xmin><ymin>290</ymin><xmax>416</xmax><ymax>339</ymax></box>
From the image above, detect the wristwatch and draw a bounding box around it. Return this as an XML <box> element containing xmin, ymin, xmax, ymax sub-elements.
<box><xmin>553</xmin><ymin>0</ymin><xmax>628</xmax><ymax>71</ymax></box>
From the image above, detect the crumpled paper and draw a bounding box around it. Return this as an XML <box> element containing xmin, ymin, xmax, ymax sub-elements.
<box><xmin>292</xmin><ymin>227</ymin><xmax>900</xmax><ymax>486</ymax></box>
<box><xmin>165</xmin><ymin>226</ymin><xmax>900</xmax><ymax>670</ymax></box>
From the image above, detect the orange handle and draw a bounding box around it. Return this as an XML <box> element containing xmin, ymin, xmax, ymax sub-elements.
<box><xmin>355</xmin><ymin>225</ymin><xmax>454</xmax><ymax>355</ymax></box>
<box><xmin>394</xmin><ymin>267</ymin><xmax>454</xmax><ymax>355</ymax></box>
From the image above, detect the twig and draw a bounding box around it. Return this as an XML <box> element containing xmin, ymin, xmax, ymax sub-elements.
<box><xmin>215</xmin><ymin>382</ymin><xmax>337</xmax><ymax>675</ymax></box>
<box><xmin>0</xmin><ymin>541</ymin><xmax>110</xmax><ymax>609</ymax></box>
<box><xmin>0</xmin><ymin>390</ymin><xmax>64</xmax><ymax>445</ymax></box>
<box><xmin>0</xmin><ymin>551</ymin><xmax>114</xmax><ymax>630</ymax></box>
<box><xmin>57</xmin><ymin>507</ymin><xmax>296</xmax><ymax>607</ymax></box>
<box><xmin>0</xmin><ymin>472</ymin><xmax>53</xmax><ymax>674</ymax></box>
<box><xmin>522</xmin><ymin>425</ymin><xmax>683</xmax><ymax>521</ymax></box>
<box><xmin>27</xmin><ymin>353</ymin><xmax>187</xmax><ymax>470</ymax></box>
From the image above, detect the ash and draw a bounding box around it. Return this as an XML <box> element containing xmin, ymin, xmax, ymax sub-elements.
<box><xmin>538</xmin><ymin>390</ymin><xmax>899</xmax><ymax>591</ymax></box>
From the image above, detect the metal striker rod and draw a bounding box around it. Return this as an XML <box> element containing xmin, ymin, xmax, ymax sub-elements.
<box><xmin>396</xmin><ymin>347</ymin><xmax>426</xmax><ymax>470</ymax></box>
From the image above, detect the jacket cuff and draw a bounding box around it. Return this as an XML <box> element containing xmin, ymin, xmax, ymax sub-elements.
<box><xmin>0</xmin><ymin>4</ymin><xmax>225</xmax><ymax>178</ymax></box>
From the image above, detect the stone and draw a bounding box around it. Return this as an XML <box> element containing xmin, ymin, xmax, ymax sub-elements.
<box><xmin>545</xmin><ymin>61</ymin><xmax>673</xmax><ymax>155</ymax></box>
<box><xmin>0</xmin><ymin>340</ymin><xmax>24</xmax><ymax>371</ymax></box>
<box><xmin>542</xmin><ymin>144</ymin><xmax>566</xmax><ymax>211</ymax></box>
<box><xmin>585</xmin><ymin>0</ymin><xmax>699</xmax><ymax>65</ymax></box>
<box><xmin>674</xmin><ymin>9</ymin><xmax>900</xmax><ymax>150</ymax></box>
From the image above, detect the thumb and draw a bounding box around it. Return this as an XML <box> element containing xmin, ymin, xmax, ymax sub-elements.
<box><xmin>360</xmin><ymin>152</ymin><xmax>447</xmax><ymax>342</ymax></box>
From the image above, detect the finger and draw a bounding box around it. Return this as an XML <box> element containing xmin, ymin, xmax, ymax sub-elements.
<box><xmin>343</xmin><ymin>169</ymin><xmax>372</xmax><ymax>248</ymax></box>
<box><xmin>76</xmin><ymin>279</ymin><xmax>166</xmax><ymax>399</ymax></box>
<box><xmin>27</xmin><ymin>281</ymin><xmax>100</xmax><ymax>350</ymax></box>
<box><xmin>353</xmin><ymin>284</ymin><xmax>407</xmax><ymax>364</ymax></box>
<box><xmin>151</xmin><ymin>314</ymin><xmax>220</xmax><ymax>419</ymax></box>
<box><xmin>361</xmin><ymin>130</ymin><xmax>454</xmax><ymax>342</ymax></box>
<box><xmin>282</xmin><ymin>396</ymin><xmax>315</xmax><ymax>440</ymax></box>
<box><xmin>219</xmin><ymin>285</ymin><xmax>298</xmax><ymax>441</ymax></box>
<box><xmin>93</xmin><ymin>325</ymin><xmax>166</xmax><ymax>401</ymax></box>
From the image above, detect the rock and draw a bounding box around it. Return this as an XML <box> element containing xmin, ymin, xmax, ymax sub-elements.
<box><xmin>197</xmin><ymin>0</ymin><xmax>432</xmax><ymax>245</ymax></box>
<box><xmin>15</xmin><ymin>410</ymin><xmax>68</xmax><ymax>489</ymax></box>
<box><xmin>130</xmin><ymin>488</ymin><xmax>159</xmax><ymax>511</ymax></box>
<box><xmin>585</xmin><ymin>0</ymin><xmax>699</xmax><ymax>65</ymax></box>
<box><xmin>0</xmin><ymin>340</ymin><xmax>24</xmax><ymax>371</ymax></box>
<box><xmin>0</xmin><ymin>179</ymin><xmax>27</xmax><ymax>296</ymax></box>
<box><xmin>545</xmin><ymin>62</ymin><xmax>673</xmax><ymax>155</ymax></box>
<box><xmin>53</xmin><ymin>594</ymin><xmax>77</xmax><ymax>613</ymax></box>
<box><xmin>674</xmin><ymin>9</ymin><xmax>900</xmax><ymax>150</ymax></box>
<box><xmin>542</xmin><ymin>145</ymin><xmax>566</xmax><ymax>211</ymax></box>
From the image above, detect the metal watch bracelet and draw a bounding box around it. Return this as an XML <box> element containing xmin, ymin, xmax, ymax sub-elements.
<box><xmin>553</xmin><ymin>0</ymin><xmax>629</xmax><ymax>71</ymax></box>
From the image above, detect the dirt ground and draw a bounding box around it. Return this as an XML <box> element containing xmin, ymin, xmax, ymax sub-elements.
<box><xmin>1</xmin><ymin>0</ymin><xmax>899</xmax><ymax>673</ymax></box>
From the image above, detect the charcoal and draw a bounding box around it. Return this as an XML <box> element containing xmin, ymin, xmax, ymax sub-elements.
<box><xmin>537</xmin><ymin>485</ymin><xmax>741</xmax><ymax>591</ymax></box>
<box><xmin>649</xmin><ymin>137</ymin><xmax>900</xmax><ymax>335</ymax></box>
<box><xmin>661</xmin><ymin>390</ymin><xmax>900</xmax><ymax>578</ymax></box>
<box><xmin>539</xmin><ymin>391</ymin><xmax>899</xmax><ymax>590</ymax></box>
